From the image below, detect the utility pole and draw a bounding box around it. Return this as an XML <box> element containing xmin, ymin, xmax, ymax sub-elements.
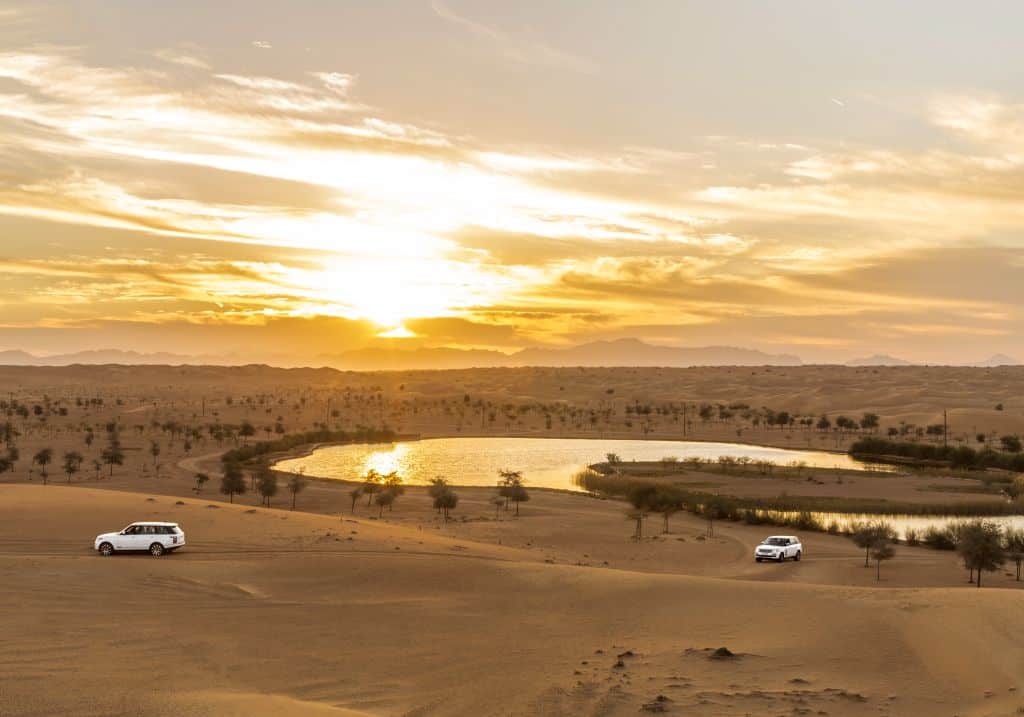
<box><xmin>943</xmin><ymin>409</ymin><xmax>948</xmax><ymax>449</ymax></box>
<box><xmin>682</xmin><ymin>403</ymin><xmax>687</xmax><ymax>437</ymax></box>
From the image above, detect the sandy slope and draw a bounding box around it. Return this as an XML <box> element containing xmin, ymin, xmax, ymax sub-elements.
<box><xmin>3</xmin><ymin>484</ymin><xmax>1024</xmax><ymax>717</ymax></box>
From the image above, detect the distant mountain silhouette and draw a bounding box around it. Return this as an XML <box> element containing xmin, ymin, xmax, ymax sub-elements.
<box><xmin>0</xmin><ymin>349</ymin><xmax>227</xmax><ymax>366</ymax></box>
<box><xmin>0</xmin><ymin>340</ymin><xmax>803</xmax><ymax>369</ymax></box>
<box><xmin>3</xmin><ymin>342</ymin><xmax>1016</xmax><ymax>369</ymax></box>
<box><xmin>508</xmin><ymin>339</ymin><xmax>802</xmax><ymax>367</ymax></box>
<box><xmin>973</xmin><ymin>354</ymin><xmax>1021</xmax><ymax>367</ymax></box>
<box><xmin>845</xmin><ymin>354</ymin><xmax>914</xmax><ymax>366</ymax></box>
<box><xmin>320</xmin><ymin>346</ymin><xmax>509</xmax><ymax>370</ymax></box>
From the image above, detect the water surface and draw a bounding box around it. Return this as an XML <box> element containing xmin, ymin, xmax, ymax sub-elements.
<box><xmin>274</xmin><ymin>436</ymin><xmax>883</xmax><ymax>492</ymax></box>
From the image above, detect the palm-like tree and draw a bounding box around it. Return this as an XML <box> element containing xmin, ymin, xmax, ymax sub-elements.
<box><xmin>287</xmin><ymin>474</ymin><xmax>307</xmax><ymax>510</ymax></box>
<box><xmin>375</xmin><ymin>490</ymin><xmax>394</xmax><ymax>517</ymax></box>
<box><xmin>33</xmin><ymin>447</ymin><xmax>53</xmax><ymax>484</ymax></box>
<box><xmin>362</xmin><ymin>469</ymin><xmax>382</xmax><ymax>506</ymax></box>
<box><xmin>382</xmin><ymin>471</ymin><xmax>404</xmax><ymax>511</ymax></box>
<box><xmin>348</xmin><ymin>486</ymin><xmax>362</xmax><ymax>514</ymax></box>
<box><xmin>62</xmin><ymin>451</ymin><xmax>83</xmax><ymax>483</ymax></box>
<box><xmin>433</xmin><ymin>487</ymin><xmax>458</xmax><ymax>521</ymax></box>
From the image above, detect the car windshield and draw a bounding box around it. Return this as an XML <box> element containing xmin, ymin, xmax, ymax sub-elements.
<box><xmin>764</xmin><ymin>538</ymin><xmax>789</xmax><ymax>546</ymax></box>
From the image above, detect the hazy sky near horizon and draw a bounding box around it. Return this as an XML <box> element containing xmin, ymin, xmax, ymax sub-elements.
<box><xmin>1</xmin><ymin>0</ymin><xmax>1023</xmax><ymax>362</ymax></box>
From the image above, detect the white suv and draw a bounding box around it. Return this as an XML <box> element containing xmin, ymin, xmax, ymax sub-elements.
<box><xmin>95</xmin><ymin>522</ymin><xmax>186</xmax><ymax>556</ymax></box>
<box><xmin>755</xmin><ymin>535</ymin><xmax>802</xmax><ymax>562</ymax></box>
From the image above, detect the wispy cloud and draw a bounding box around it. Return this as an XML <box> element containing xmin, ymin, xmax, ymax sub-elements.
<box><xmin>431</xmin><ymin>0</ymin><xmax>597</xmax><ymax>74</ymax></box>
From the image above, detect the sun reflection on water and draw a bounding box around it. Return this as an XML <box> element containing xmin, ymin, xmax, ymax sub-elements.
<box><xmin>362</xmin><ymin>443</ymin><xmax>409</xmax><ymax>478</ymax></box>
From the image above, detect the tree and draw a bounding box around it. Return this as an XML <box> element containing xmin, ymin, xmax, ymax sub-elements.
<box><xmin>348</xmin><ymin>486</ymin><xmax>362</xmax><ymax>514</ymax></box>
<box><xmin>101</xmin><ymin>443</ymin><xmax>124</xmax><ymax>477</ymax></box>
<box><xmin>625</xmin><ymin>484</ymin><xmax>659</xmax><ymax>539</ymax></box>
<box><xmin>149</xmin><ymin>440</ymin><xmax>161</xmax><ymax>467</ymax></box>
<box><xmin>605</xmin><ymin>452</ymin><xmax>622</xmax><ymax>465</ymax></box>
<box><xmin>860</xmin><ymin>413</ymin><xmax>880</xmax><ymax>432</ymax></box>
<box><xmin>491</xmin><ymin>495</ymin><xmax>505</xmax><ymax>519</ymax></box>
<box><xmin>1004</xmin><ymin>529</ymin><xmax>1024</xmax><ymax>582</ymax></box>
<box><xmin>701</xmin><ymin>495</ymin><xmax>733</xmax><ymax>538</ymax></box>
<box><xmin>91</xmin><ymin>459</ymin><xmax>102</xmax><ymax>480</ymax></box>
<box><xmin>375</xmin><ymin>490</ymin><xmax>394</xmax><ymax>517</ymax></box>
<box><xmin>239</xmin><ymin>421</ymin><xmax>255</xmax><ymax>444</ymax></box>
<box><xmin>220</xmin><ymin>462</ymin><xmax>246</xmax><ymax>503</ymax></box>
<box><xmin>957</xmin><ymin>520</ymin><xmax>1005</xmax><ymax>588</ymax></box>
<box><xmin>287</xmin><ymin>474</ymin><xmax>307</xmax><ymax>510</ymax></box>
<box><xmin>652</xmin><ymin>488</ymin><xmax>681</xmax><ymax>533</ymax></box>
<box><xmin>362</xmin><ymin>469</ymin><xmax>382</xmax><ymax>506</ymax></box>
<box><xmin>428</xmin><ymin>477</ymin><xmax>449</xmax><ymax>513</ymax></box>
<box><xmin>382</xmin><ymin>471</ymin><xmax>405</xmax><ymax>511</ymax></box>
<box><xmin>257</xmin><ymin>468</ymin><xmax>278</xmax><ymax>507</ymax></box>
<box><xmin>433</xmin><ymin>487</ymin><xmax>458</xmax><ymax>521</ymax></box>
<box><xmin>194</xmin><ymin>472</ymin><xmax>210</xmax><ymax>492</ymax></box>
<box><xmin>33</xmin><ymin>447</ymin><xmax>53</xmax><ymax>484</ymax></box>
<box><xmin>870</xmin><ymin>539</ymin><xmax>895</xmax><ymax>581</ymax></box>
<box><xmin>850</xmin><ymin>522</ymin><xmax>897</xmax><ymax>567</ymax></box>
<box><xmin>62</xmin><ymin>451</ymin><xmax>83</xmax><ymax>483</ymax></box>
<box><xmin>497</xmin><ymin>469</ymin><xmax>527</xmax><ymax>513</ymax></box>
<box><xmin>1000</xmin><ymin>435</ymin><xmax>1022</xmax><ymax>453</ymax></box>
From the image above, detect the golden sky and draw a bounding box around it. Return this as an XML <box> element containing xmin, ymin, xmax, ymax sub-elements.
<box><xmin>1</xmin><ymin>1</ymin><xmax>1022</xmax><ymax>363</ymax></box>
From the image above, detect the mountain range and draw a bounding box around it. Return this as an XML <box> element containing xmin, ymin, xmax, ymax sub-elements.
<box><xmin>0</xmin><ymin>342</ymin><xmax>1018</xmax><ymax>370</ymax></box>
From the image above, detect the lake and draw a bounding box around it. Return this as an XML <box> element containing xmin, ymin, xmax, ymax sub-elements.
<box><xmin>272</xmin><ymin>436</ymin><xmax>884</xmax><ymax>492</ymax></box>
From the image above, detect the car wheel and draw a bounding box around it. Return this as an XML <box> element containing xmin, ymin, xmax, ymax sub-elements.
<box><xmin>149</xmin><ymin>542</ymin><xmax>165</xmax><ymax>557</ymax></box>
<box><xmin>795</xmin><ymin>551</ymin><xmax>802</xmax><ymax>561</ymax></box>
<box><xmin>99</xmin><ymin>542</ymin><xmax>114</xmax><ymax>556</ymax></box>
<box><xmin>755</xmin><ymin>557</ymin><xmax>762</xmax><ymax>563</ymax></box>
<box><xmin>777</xmin><ymin>552</ymin><xmax>785</xmax><ymax>562</ymax></box>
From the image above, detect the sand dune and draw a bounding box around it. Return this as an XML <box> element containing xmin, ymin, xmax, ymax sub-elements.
<box><xmin>3</xmin><ymin>483</ymin><xmax>1024</xmax><ymax>716</ymax></box>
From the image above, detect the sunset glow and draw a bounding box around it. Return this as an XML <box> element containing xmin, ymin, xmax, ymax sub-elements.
<box><xmin>0</xmin><ymin>2</ymin><xmax>1022</xmax><ymax>363</ymax></box>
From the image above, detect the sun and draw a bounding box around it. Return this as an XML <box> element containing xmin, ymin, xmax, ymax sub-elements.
<box><xmin>376</xmin><ymin>325</ymin><xmax>416</xmax><ymax>339</ymax></box>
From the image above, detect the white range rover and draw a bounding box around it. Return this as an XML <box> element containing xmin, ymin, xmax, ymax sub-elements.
<box><xmin>94</xmin><ymin>522</ymin><xmax>186</xmax><ymax>556</ymax></box>
<box><xmin>754</xmin><ymin>535</ymin><xmax>802</xmax><ymax>562</ymax></box>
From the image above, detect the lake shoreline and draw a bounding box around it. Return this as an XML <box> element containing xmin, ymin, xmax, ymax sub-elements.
<box><xmin>271</xmin><ymin>434</ymin><xmax>882</xmax><ymax>492</ymax></box>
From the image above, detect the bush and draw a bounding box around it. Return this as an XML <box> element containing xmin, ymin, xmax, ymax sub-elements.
<box><xmin>850</xmin><ymin>437</ymin><xmax>1024</xmax><ymax>472</ymax></box>
<box><xmin>922</xmin><ymin>525</ymin><xmax>957</xmax><ymax>550</ymax></box>
<box><xmin>904</xmin><ymin>528</ymin><xmax>920</xmax><ymax>546</ymax></box>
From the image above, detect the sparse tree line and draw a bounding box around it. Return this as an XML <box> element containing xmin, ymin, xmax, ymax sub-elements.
<box><xmin>850</xmin><ymin>520</ymin><xmax>1024</xmax><ymax>586</ymax></box>
<box><xmin>850</xmin><ymin>437</ymin><xmax>1024</xmax><ymax>472</ymax></box>
<box><xmin>589</xmin><ymin>470</ymin><xmax>1024</xmax><ymax>587</ymax></box>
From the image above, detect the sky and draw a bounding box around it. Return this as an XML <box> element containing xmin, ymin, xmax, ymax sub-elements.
<box><xmin>0</xmin><ymin>0</ymin><xmax>1022</xmax><ymax>364</ymax></box>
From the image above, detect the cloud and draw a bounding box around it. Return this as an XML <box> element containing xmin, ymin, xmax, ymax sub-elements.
<box><xmin>431</xmin><ymin>0</ymin><xmax>597</xmax><ymax>74</ymax></box>
<box><xmin>0</xmin><ymin>43</ymin><xmax>1023</xmax><ymax>360</ymax></box>
<box><xmin>153</xmin><ymin>45</ymin><xmax>211</xmax><ymax>70</ymax></box>
<box><xmin>251</xmin><ymin>40</ymin><xmax>272</xmax><ymax>49</ymax></box>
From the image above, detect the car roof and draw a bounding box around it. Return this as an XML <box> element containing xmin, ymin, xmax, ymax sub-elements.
<box><xmin>767</xmin><ymin>535</ymin><xmax>798</xmax><ymax>539</ymax></box>
<box><xmin>129</xmin><ymin>521</ymin><xmax>179</xmax><ymax>527</ymax></box>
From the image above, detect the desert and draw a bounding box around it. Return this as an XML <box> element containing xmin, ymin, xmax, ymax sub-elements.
<box><xmin>4</xmin><ymin>3</ymin><xmax>1024</xmax><ymax>715</ymax></box>
<box><xmin>2</xmin><ymin>364</ymin><xmax>1024</xmax><ymax>716</ymax></box>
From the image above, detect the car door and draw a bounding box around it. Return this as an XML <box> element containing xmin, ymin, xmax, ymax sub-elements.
<box><xmin>113</xmin><ymin>525</ymin><xmax>136</xmax><ymax>550</ymax></box>
<box><xmin>786</xmin><ymin>538</ymin><xmax>796</xmax><ymax>557</ymax></box>
<box><xmin>136</xmin><ymin>525</ymin><xmax>156</xmax><ymax>551</ymax></box>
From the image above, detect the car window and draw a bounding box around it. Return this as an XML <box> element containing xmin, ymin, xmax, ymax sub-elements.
<box><xmin>124</xmin><ymin>526</ymin><xmax>137</xmax><ymax>534</ymax></box>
